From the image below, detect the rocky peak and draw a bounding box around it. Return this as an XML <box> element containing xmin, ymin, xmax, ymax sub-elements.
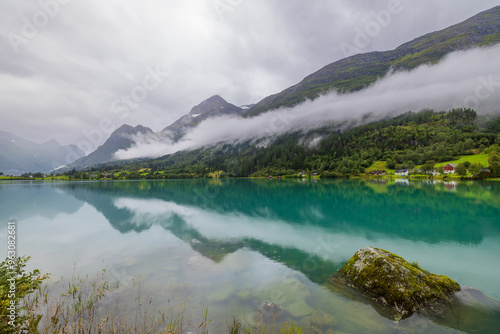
<box><xmin>112</xmin><ymin>124</ymin><xmax>152</xmax><ymax>137</ymax></box>
<box><xmin>189</xmin><ymin>95</ymin><xmax>233</xmax><ymax>116</ymax></box>
<box><xmin>162</xmin><ymin>95</ymin><xmax>243</xmax><ymax>136</ymax></box>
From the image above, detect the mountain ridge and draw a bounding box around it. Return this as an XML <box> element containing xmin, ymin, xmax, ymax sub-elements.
<box><xmin>162</xmin><ymin>95</ymin><xmax>244</xmax><ymax>140</ymax></box>
<box><xmin>245</xmin><ymin>5</ymin><xmax>500</xmax><ymax>116</ymax></box>
<box><xmin>64</xmin><ymin>124</ymin><xmax>154</xmax><ymax>170</ymax></box>
<box><xmin>62</xmin><ymin>95</ymin><xmax>244</xmax><ymax>171</ymax></box>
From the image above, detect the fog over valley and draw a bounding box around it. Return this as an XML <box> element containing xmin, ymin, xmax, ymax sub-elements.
<box><xmin>115</xmin><ymin>45</ymin><xmax>500</xmax><ymax>160</ymax></box>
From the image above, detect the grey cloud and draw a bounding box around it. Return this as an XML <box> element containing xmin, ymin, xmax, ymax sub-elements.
<box><xmin>0</xmin><ymin>0</ymin><xmax>498</xmax><ymax>147</ymax></box>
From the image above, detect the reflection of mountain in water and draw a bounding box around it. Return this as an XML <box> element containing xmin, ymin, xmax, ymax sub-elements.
<box><xmin>59</xmin><ymin>182</ymin><xmax>341</xmax><ymax>284</ymax></box>
<box><xmin>0</xmin><ymin>182</ymin><xmax>83</xmax><ymax>221</ymax></box>
<box><xmin>56</xmin><ymin>179</ymin><xmax>500</xmax><ymax>286</ymax></box>
<box><xmin>60</xmin><ymin>179</ymin><xmax>500</xmax><ymax>244</ymax></box>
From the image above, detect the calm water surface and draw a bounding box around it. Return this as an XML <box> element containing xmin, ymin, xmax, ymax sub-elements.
<box><xmin>1</xmin><ymin>179</ymin><xmax>499</xmax><ymax>333</ymax></box>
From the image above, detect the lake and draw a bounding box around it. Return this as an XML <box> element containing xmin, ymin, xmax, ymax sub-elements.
<box><xmin>1</xmin><ymin>179</ymin><xmax>499</xmax><ymax>333</ymax></box>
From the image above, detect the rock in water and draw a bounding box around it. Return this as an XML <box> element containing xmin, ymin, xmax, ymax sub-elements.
<box><xmin>340</xmin><ymin>246</ymin><xmax>460</xmax><ymax>319</ymax></box>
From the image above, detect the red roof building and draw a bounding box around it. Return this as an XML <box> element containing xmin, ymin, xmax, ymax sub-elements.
<box><xmin>443</xmin><ymin>163</ymin><xmax>458</xmax><ymax>174</ymax></box>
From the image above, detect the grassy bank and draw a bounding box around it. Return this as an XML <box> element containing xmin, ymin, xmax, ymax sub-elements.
<box><xmin>1</xmin><ymin>257</ymin><xmax>303</xmax><ymax>334</ymax></box>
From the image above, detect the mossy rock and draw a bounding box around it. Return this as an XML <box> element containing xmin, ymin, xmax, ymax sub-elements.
<box><xmin>340</xmin><ymin>246</ymin><xmax>460</xmax><ymax>319</ymax></box>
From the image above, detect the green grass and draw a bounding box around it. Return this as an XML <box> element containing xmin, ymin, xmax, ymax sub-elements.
<box><xmin>367</xmin><ymin>153</ymin><xmax>491</xmax><ymax>177</ymax></box>
<box><xmin>3</xmin><ymin>256</ymin><xmax>306</xmax><ymax>334</ymax></box>
<box><xmin>434</xmin><ymin>153</ymin><xmax>489</xmax><ymax>167</ymax></box>
<box><xmin>365</xmin><ymin>161</ymin><xmax>395</xmax><ymax>174</ymax></box>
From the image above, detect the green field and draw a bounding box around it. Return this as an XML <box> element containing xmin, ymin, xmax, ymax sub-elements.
<box><xmin>365</xmin><ymin>161</ymin><xmax>395</xmax><ymax>174</ymax></box>
<box><xmin>367</xmin><ymin>152</ymin><xmax>490</xmax><ymax>175</ymax></box>
<box><xmin>434</xmin><ymin>153</ymin><xmax>489</xmax><ymax>167</ymax></box>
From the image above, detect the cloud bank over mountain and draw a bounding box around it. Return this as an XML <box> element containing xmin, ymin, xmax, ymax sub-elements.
<box><xmin>115</xmin><ymin>45</ymin><xmax>500</xmax><ymax>160</ymax></box>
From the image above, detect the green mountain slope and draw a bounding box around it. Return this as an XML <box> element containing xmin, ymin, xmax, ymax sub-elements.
<box><xmin>246</xmin><ymin>6</ymin><xmax>500</xmax><ymax>116</ymax></box>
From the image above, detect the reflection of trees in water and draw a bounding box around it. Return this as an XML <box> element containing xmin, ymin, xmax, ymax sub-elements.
<box><xmin>49</xmin><ymin>179</ymin><xmax>500</xmax><ymax>287</ymax></box>
<box><xmin>54</xmin><ymin>180</ymin><xmax>500</xmax><ymax>330</ymax></box>
<box><xmin>60</xmin><ymin>179</ymin><xmax>500</xmax><ymax>245</ymax></box>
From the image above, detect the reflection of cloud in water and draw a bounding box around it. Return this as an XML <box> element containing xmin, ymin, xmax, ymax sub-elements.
<box><xmin>111</xmin><ymin>195</ymin><xmax>500</xmax><ymax>301</ymax></box>
<box><xmin>299</xmin><ymin>206</ymin><xmax>325</xmax><ymax>221</ymax></box>
<box><xmin>113</xmin><ymin>197</ymin><xmax>194</xmax><ymax>228</ymax></box>
<box><xmin>112</xmin><ymin>197</ymin><xmax>350</xmax><ymax>262</ymax></box>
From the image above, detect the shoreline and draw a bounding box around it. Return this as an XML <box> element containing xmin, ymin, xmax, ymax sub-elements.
<box><xmin>1</xmin><ymin>175</ymin><xmax>499</xmax><ymax>182</ymax></box>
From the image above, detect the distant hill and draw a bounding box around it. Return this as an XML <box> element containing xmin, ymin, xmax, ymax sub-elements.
<box><xmin>64</xmin><ymin>124</ymin><xmax>153</xmax><ymax>170</ymax></box>
<box><xmin>246</xmin><ymin>6</ymin><xmax>500</xmax><ymax>116</ymax></box>
<box><xmin>0</xmin><ymin>131</ymin><xmax>84</xmax><ymax>175</ymax></box>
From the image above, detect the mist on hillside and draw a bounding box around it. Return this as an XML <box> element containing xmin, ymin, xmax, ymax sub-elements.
<box><xmin>115</xmin><ymin>45</ymin><xmax>500</xmax><ymax>160</ymax></box>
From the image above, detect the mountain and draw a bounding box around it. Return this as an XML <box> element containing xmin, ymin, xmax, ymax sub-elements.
<box><xmin>0</xmin><ymin>131</ymin><xmax>85</xmax><ymax>175</ymax></box>
<box><xmin>63</xmin><ymin>95</ymin><xmax>244</xmax><ymax>170</ymax></box>
<box><xmin>65</xmin><ymin>124</ymin><xmax>153</xmax><ymax>170</ymax></box>
<box><xmin>95</xmin><ymin>108</ymin><xmax>500</xmax><ymax>178</ymax></box>
<box><xmin>60</xmin><ymin>7</ymin><xmax>500</xmax><ymax>173</ymax></box>
<box><xmin>162</xmin><ymin>95</ymin><xmax>244</xmax><ymax>140</ymax></box>
<box><xmin>246</xmin><ymin>6</ymin><xmax>500</xmax><ymax>116</ymax></box>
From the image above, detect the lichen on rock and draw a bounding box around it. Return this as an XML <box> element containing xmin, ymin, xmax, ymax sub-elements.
<box><xmin>340</xmin><ymin>246</ymin><xmax>460</xmax><ymax>319</ymax></box>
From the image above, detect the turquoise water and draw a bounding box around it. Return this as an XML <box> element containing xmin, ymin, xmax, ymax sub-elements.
<box><xmin>1</xmin><ymin>179</ymin><xmax>499</xmax><ymax>333</ymax></box>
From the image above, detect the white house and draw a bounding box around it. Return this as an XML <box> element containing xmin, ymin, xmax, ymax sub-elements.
<box><xmin>443</xmin><ymin>163</ymin><xmax>458</xmax><ymax>174</ymax></box>
<box><xmin>395</xmin><ymin>169</ymin><xmax>409</xmax><ymax>176</ymax></box>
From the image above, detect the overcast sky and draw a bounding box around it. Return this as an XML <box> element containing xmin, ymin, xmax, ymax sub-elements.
<box><xmin>1</xmin><ymin>0</ymin><xmax>499</xmax><ymax>149</ymax></box>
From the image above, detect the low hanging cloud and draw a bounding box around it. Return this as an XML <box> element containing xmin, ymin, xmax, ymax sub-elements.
<box><xmin>115</xmin><ymin>45</ymin><xmax>500</xmax><ymax>160</ymax></box>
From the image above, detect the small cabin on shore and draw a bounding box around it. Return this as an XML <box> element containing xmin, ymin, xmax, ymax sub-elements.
<box><xmin>479</xmin><ymin>168</ymin><xmax>491</xmax><ymax>177</ymax></box>
<box><xmin>443</xmin><ymin>163</ymin><xmax>457</xmax><ymax>174</ymax></box>
<box><xmin>395</xmin><ymin>169</ymin><xmax>409</xmax><ymax>176</ymax></box>
<box><xmin>367</xmin><ymin>170</ymin><xmax>386</xmax><ymax>175</ymax></box>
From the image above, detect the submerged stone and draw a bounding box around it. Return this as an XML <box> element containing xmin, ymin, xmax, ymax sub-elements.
<box><xmin>206</xmin><ymin>284</ymin><xmax>236</xmax><ymax>302</ymax></box>
<box><xmin>311</xmin><ymin>309</ymin><xmax>336</xmax><ymax>327</ymax></box>
<box><xmin>255</xmin><ymin>301</ymin><xmax>292</xmax><ymax>324</ymax></box>
<box><xmin>339</xmin><ymin>246</ymin><xmax>460</xmax><ymax>319</ymax></box>
<box><xmin>299</xmin><ymin>309</ymin><xmax>337</xmax><ymax>332</ymax></box>
<box><xmin>285</xmin><ymin>299</ymin><xmax>314</xmax><ymax>317</ymax></box>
